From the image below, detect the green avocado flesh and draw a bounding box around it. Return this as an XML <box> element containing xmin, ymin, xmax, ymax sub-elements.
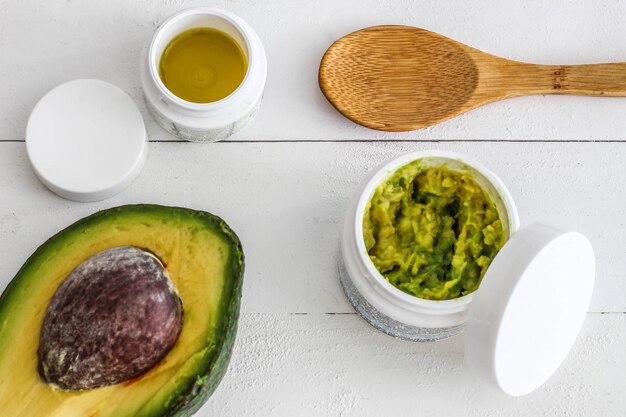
<box><xmin>0</xmin><ymin>205</ymin><xmax>244</xmax><ymax>417</ymax></box>
<box><xmin>363</xmin><ymin>162</ymin><xmax>505</xmax><ymax>300</ymax></box>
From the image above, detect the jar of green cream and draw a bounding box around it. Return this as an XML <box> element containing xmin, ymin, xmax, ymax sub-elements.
<box><xmin>340</xmin><ymin>150</ymin><xmax>596</xmax><ymax>397</ymax></box>
<box><xmin>339</xmin><ymin>150</ymin><xmax>520</xmax><ymax>342</ymax></box>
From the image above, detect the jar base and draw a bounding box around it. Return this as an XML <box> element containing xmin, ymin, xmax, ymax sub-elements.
<box><xmin>144</xmin><ymin>96</ymin><xmax>262</xmax><ymax>143</ymax></box>
<box><xmin>338</xmin><ymin>256</ymin><xmax>464</xmax><ymax>342</ymax></box>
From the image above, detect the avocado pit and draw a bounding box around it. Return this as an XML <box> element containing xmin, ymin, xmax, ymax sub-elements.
<box><xmin>38</xmin><ymin>246</ymin><xmax>183</xmax><ymax>390</ymax></box>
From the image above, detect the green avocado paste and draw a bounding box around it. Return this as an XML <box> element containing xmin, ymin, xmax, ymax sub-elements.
<box><xmin>363</xmin><ymin>162</ymin><xmax>506</xmax><ymax>300</ymax></box>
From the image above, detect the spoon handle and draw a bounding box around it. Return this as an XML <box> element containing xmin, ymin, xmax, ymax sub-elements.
<box><xmin>551</xmin><ymin>63</ymin><xmax>626</xmax><ymax>96</ymax></box>
<box><xmin>485</xmin><ymin>60</ymin><xmax>626</xmax><ymax>97</ymax></box>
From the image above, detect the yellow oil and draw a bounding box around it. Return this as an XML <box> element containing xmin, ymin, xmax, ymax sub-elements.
<box><xmin>159</xmin><ymin>28</ymin><xmax>248</xmax><ymax>103</ymax></box>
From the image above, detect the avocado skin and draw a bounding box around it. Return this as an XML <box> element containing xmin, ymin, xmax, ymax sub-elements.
<box><xmin>160</xmin><ymin>206</ymin><xmax>244</xmax><ymax>417</ymax></box>
<box><xmin>165</xmin><ymin>279</ymin><xmax>241</xmax><ymax>417</ymax></box>
<box><xmin>0</xmin><ymin>204</ymin><xmax>244</xmax><ymax>417</ymax></box>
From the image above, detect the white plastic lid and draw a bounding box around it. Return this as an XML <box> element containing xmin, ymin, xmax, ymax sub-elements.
<box><xmin>464</xmin><ymin>223</ymin><xmax>595</xmax><ymax>396</ymax></box>
<box><xmin>26</xmin><ymin>79</ymin><xmax>147</xmax><ymax>202</ymax></box>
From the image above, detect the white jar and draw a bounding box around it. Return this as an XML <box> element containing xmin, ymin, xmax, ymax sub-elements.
<box><xmin>339</xmin><ymin>150</ymin><xmax>520</xmax><ymax>341</ymax></box>
<box><xmin>140</xmin><ymin>8</ymin><xmax>267</xmax><ymax>142</ymax></box>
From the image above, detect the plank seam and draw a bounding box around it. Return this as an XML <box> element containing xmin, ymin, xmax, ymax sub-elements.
<box><xmin>3</xmin><ymin>139</ymin><xmax>626</xmax><ymax>144</ymax></box>
<box><xmin>284</xmin><ymin>311</ymin><xmax>623</xmax><ymax>315</ymax></box>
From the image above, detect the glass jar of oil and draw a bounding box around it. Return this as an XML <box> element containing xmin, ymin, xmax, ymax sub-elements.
<box><xmin>141</xmin><ymin>8</ymin><xmax>267</xmax><ymax>142</ymax></box>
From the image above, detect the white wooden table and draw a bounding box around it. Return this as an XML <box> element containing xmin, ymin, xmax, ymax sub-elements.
<box><xmin>2</xmin><ymin>1</ymin><xmax>625</xmax><ymax>415</ymax></box>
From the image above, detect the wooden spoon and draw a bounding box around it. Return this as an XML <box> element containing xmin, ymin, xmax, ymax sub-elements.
<box><xmin>319</xmin><ymin>25</ymin><xmax>626</xmax><ymax>132</ymax></box>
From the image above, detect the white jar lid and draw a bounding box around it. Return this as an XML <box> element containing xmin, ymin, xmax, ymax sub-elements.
<box><xmin>26</xmin><ymin>79</ymin><xmax>147</xmax><ymax>202</ymax></box>
<box><xmin>464</xmin><ymin>223</ymin><xmax>595</xmax><ymax>396</ymax></box>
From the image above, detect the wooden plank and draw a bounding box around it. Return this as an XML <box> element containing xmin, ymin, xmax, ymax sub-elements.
<box><xmin>2</xmin><ymin>0</ymin><xmax>626</xmax><ymax>141</ymax></box>
<box><xmin>0</xmin><ymin>141</ymin><xmax>624</xmax><ymax>312</ymax></box>
<box><xmin>200</xmin><ymin>312</ymin><xmax>625</xmax><ymax>416</ymax></box>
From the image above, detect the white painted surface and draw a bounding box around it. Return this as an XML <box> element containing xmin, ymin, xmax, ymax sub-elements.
<box><xmin>207</xmin><ymin>313</ymin><xmax>626</xmax><ymax>417</ymax></box>
<box><xmin>1</xmin><ymin>0</ymin><xmax>626</xmax><ymax>415</ymax></box>
<box><xmin>2</xmin><ymin>0</ymin><xmax>626</xmax><ymax>141</ymax></box>
<box><xmin>2</xmin><ymin>142</ymin><xmax>625</xmax><ymax>314</ymax></box>
<box><xmin>1</xmin><ymin>135</ymin><xmax>625</xmax><ymax>416</ymax></box>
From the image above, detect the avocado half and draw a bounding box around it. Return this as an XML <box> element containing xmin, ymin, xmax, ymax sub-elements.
<box><xmin>0</xmin><ymin>205</ymin><xmax>244</xmax><ymax>417</ymax></box>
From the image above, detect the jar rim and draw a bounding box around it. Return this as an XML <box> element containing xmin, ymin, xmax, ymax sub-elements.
<box><xmin>148</xmin><ymin>7</ymin><xmax>255</xmax><ymax>111</ymax></box>
<box><xmin>353</xmin><ymin>150</ymin><xmax>521</xmax><ymax>309</ymax></box>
